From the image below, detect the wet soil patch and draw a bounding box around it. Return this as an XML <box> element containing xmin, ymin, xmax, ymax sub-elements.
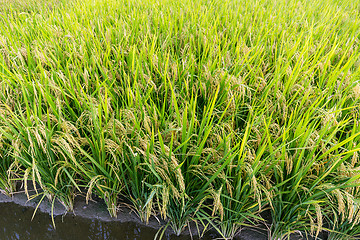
<box><xmin>0</xmin><ymin>190</ymin><xmax>324</xmax><ymax>239</ymax></box>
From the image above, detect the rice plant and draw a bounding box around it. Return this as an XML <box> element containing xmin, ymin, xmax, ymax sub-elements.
<box><xmin>0</xmin><ymin>0</ymin><xmax>360</xmax><ymax>239</ymax></box>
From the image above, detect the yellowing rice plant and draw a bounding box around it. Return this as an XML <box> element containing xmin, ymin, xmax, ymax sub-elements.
<box><xmin>0</xmin><ymin>0</ymin><xmax>360</xmax><ymax>239</ymax></box>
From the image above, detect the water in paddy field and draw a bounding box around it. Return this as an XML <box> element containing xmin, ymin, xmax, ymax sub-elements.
<box><xmin>0</xmin><ymin>200</ymin><xmax>323</xmax><ymax>240</ymax></box>
<box><xmin>0</xmin><ymin>202</ymin><xmax>220</xmax><ymax>240</ymax></box>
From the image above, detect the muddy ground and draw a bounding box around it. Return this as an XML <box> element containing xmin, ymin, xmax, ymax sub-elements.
<box><xmin>0</xmin><ymin>189</ymin><xmax>324</xmax><ymax>240</ymax></box>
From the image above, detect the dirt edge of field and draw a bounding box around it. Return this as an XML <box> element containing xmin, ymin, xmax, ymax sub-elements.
<box><xmin>0</xmin><ymin>188</ymin><xmax>270</xmax><ymax>240</ymax></box>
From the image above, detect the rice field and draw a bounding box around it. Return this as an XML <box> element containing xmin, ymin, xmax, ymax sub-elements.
<box><xmin>0</xmin><ymin>0</ymin><xmax>360</xmax><ymax>239</ymax></box>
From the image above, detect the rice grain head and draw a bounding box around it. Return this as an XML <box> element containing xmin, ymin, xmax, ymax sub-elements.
<box><xmin>313</xmin><ymin>203</ymin><xmax>322</xmax><ymax>238</ymax></box>
<box><xmin>353</xmin><ymin>84</ymin><xmax>360</xmax><ymax>99</ymax></box>
<box><xmin>333</xmin><ymin>189</ymin><xmax>346</xmax><ymax>222</ymax></box>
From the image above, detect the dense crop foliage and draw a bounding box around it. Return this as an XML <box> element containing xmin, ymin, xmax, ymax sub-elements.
<box><xmin>1</xmin><ymin>0</ymin><xmax>360</xmax><ymax>239</ymax></box>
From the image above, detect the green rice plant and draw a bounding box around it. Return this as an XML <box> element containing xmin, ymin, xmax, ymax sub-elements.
<box><xmin>0</xmin><ymin>131</ymin><xmax>17</xmax><ymax>196</ymax></box>
<box><xmin>74</xmin><ymin>105</ymin><xmax>125</xmax><ymax>218</ymax></box>
<box><xmin>135</xmin><ymin>89</ymin><xmax>228</xmax><ymax>235</ymax></box>
<box><xmin>265</xmin><ymin>102</ymin><xmax>360</xmax><ymax>239</ymax></box>
<box><xmin>120</xmin><ymin>146</ymin><xmax>159</xmax><ymax>223</ymax></box>
<box><xmin>200</xmin><ymin>109</ymin><xmax>270</xmax><ymax>240</ymax></box>
<box><xmin>325</xmin><ymin>193</ymin><xmax>360</xmax><ymax>240</ymax></box>
<box><xmin>0</xmin><ymin>110</ymin><xmax>80</xmax><ymax>213</ymax></box>
<box><xmin>322</xmin><ymin>121</ymin><xmax>360</xmax><ymax>240</ymax></box>
<box><xmin>1</xmin><ymin>0</ymin><xmax>360</xmax><ymax>238</ymax></box>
